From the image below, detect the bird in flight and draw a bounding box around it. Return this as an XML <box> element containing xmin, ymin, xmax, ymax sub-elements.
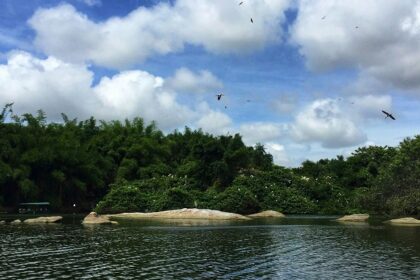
<box><xmin>239</xmin><ymin>1</ymin><xmax>243</xmax><ymax>5</ymax></box>
<box><xmin>382</xmin><ymin>110</ymin><xmax>396</xmax><ymax>120</ymax></box>
<box><xmin>321</xmin><ymin>16</ymin><xmax>326</xmax><ymax>20</ymax></box>
<box><xmin>216</xmin><ymin>93</ymin><xmax>224</xmax><ymax>100</ymax></box>
<box><xmin>355</xmin><ymin>26</ymin><xmax>359</xmax><ymax>29</ymax></box>
<box><xmin>250</xmin><ymin>18</ymin><xmax>253</xmax><ymax>23</ymax></box>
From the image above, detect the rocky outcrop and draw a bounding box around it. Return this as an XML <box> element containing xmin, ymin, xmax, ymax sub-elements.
<box><xmin>248</xmin><ymin>210</ymin><xmax>285</xmax><ymax>218</ymax></box>
<box><xmin>385</xmin><ymin>217</ymin><xmax>420</xmax><ymax>225</ymax></box>
<box><xmin>10</xmin><ymin>219</ymin><xmax>21</xmax><ymax>224</ymax></box>
<box><xmin>108</xmin><ymin>208</ymin><xmax>251</xmax><ymax>220</ymax></box>
<box><xmin>336</xmin><ymin>214</ymin><xmax>369</xmax><ymax>222</ymax></box>
<box><xmin>82</xmin><ymin>212</ymin><xmax>118</xmax><ymax>225</ymax></box>
<box><xmin>24</xmin><ymin>216</ymin><xmax>63</xmax><ymax>224</ymax></box>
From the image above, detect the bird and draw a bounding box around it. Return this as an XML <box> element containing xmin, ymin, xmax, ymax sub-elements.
<box><xmin>216</xmin><ymin>93</ymin><xmax>224</xmax><ymax>100</ymax></box>
<box><xmin>355</xmin><ymin>26</ymin><xmax>359</xmax><ymax>29</ymax></box>
<box><xmin>246</xmin><ymin>99</ymin><xmax>251</xmax><ymax>103</ymax></box>
<box><xmin>239</xmin><ymin>1</ymin><xmax>243</xmax><ymax>5</ymax></box>
<box><xmin>382</xmin><ymin>110</ymin><xmax>396</xmax><ymax>120</ymax></box>
<box><xmin>250</xmin><ymin>18</ymin><xmax>253</xmax><ymax>23</ymax></box>
<box><xmin>321</xmin><ymin>16</ymin><xmax>326</xmax><ymax>20</ymax></box>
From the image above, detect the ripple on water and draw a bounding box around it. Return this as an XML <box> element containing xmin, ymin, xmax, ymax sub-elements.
<box><xmin>0</xmin><ymin>221</ymin><xmax>419</xmax><ymax>279</ymax></box>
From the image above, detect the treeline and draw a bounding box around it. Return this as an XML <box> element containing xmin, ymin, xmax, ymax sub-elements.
<box><xmin>0</xmin><ymin>104</ymin><xmax>418</xmax><ymax>216</ymax></box>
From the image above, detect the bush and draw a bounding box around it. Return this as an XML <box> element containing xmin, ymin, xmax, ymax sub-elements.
<box><xmin>261</xmin><ymin>187</ymin><xmax>317</xmax><ymax>214</ymax></box>
<box><xmin>214</xmin><ymin>186</ymin><xmax>260</xmax><ymax>214</ymax></box>
<box><xmin>95</xmin><ymin>183</ymin><xmax>148</xmax><ymax>214</ymax></box>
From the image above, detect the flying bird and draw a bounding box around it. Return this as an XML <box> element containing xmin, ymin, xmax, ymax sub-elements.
<box><xmin>355</xmin><ymin>26</ymin><xmax>359</xmax><ymax>29</ymax></box>
<box><xmin>321</xmin><ymin>16</ymin><xmax>326</xmax><ymax>20</ymax></box>
<box><xmin>239</xmin><ymin>1</ymin><xmax>243</xmax><ymax>5</ymax></box>
<box><xmin>216</xmin><ymin>93</ymin><xmax>224</xmax><ymax>100</ymax></box>
<box><xmin>382</xmin><ymin>110</ymin><xmax>396</xmax><ymax>120</ymax></box>
<box><xmin>250</xmin><ymin>18</ymin><xmax>253</xmax><ymax>23</ymax></box>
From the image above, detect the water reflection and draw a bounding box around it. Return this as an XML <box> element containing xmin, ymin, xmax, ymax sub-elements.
<box><xmin>0</xmin><ymin>216</ymin><xmax>419</xmax><ymax>279</ymax></box>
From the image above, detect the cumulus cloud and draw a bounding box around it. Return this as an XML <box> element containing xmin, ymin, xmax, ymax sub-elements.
<box><xmin>0</xmin><ymin>51</ymin><xmax>94</xmax><ymax>118</ymax></box>
<box><xmin>28</xmin><ymin>0</ymin><xmax>290</xmax><ymax>68</ymax></box>
<box><xmin>290</xmin><ymin>98</ymin><xmax>367</xmax><ymax>148</ymax></box>
<box><xmin>347</xmin><ymin>94</ymin><xmax>392</xmax><ymax>120</ymax></box>
<box><xmin>165</xmin><ymin>67</ymin><xmax>223</xmax><ymax>94</ymax></box>
<box><xmin>93</xmin><ymin>70</ymin><xmax>194</xmax><ymax>129</ymax></box>
<box><xmin>265</xmin><ymin>142</ymin><xmax>290</xmax><ymax>165</ymax></box>
<box><xmin>239</xmin><ymin>122</ymin><xmax>286</xmax><ymax>145</ymax></box>
<box><xmin>290</xmin><ymin>0</ymin><xmax>420</xmax><ymax>92</ymax></box>
<box><xmin>195</xmin><ymin>109</ymin><xmax>232</xmax><ymax>135</ymax></box>
<box><xmin>0</xmin><ymin>51</ymin><xmax>195</xmax><ymax>129</ymax></box>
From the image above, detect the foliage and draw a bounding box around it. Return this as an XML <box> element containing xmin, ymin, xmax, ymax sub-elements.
<box><xmin>1</xmin><ymin>104</ymin><xmax>419</xmax><ymax>216</ymax></box>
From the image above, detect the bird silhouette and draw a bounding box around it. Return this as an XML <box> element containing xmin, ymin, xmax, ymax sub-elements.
<box><xmin>250</xmin><ymin>18</ymin><xmax>253</xmax><ymax>23</ymax></box>
<box><xmin>321</xmin><ymin>16</ymin><xmax>326</xmax><ymax>20</ymax></box>
<box><xmin>382</xmin><ymin>110</ymin><xmax>396</xmax><ymax>120</ymax></box>
<box><xmin>216</xmin><ymin>93</ymin><xmax>224</xmax><ymax>100</ymax></box>
<box><xmin>239</xmin><ymin>1</ymin><xmax>243</xmax><ymax>5</ymax></box>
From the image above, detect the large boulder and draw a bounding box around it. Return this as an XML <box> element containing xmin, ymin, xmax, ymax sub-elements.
<box><xmin>385</xmin><ymin>217</ymin><xmax>420</xmax><ymax>225</ymax></box>
<box><xmin>24</xmin><ymin>216</ymin><xmax>62</xmax><ymax>224</ymax></box>
<box><xmin>10</xmin><ymin>219</ymin><xmax>21</xmax><ymax>224</ymax></box>
<box><xmin>82</xmin><ymin>212</ymin><xmax>118</xmax><ymax>225</ymax></box>
<box><xmin>108</xmin><ymin>208</ymin><xmax>251</xmax><ymax>220</ymax></box>
<box><xmin>336</xmin><ymin>214</ymin><xmax>369</xmax><ymax>222</ymax></box>
<box><xmin>248</xmin><ymin>210</ymin><xmax>285</xmax><ymax>218</ymax></box>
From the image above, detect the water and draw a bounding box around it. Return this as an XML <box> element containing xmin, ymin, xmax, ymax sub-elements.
<box><xmin>0</xmin><ymin>215</ymin><xmax>419</xmax><ymax>279</ymax></box>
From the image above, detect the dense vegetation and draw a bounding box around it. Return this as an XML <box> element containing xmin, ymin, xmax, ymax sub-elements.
<box><xmin>0</xmin><ymin>104</ymin><xmax>419</xmax><ymax>217</ymax></box>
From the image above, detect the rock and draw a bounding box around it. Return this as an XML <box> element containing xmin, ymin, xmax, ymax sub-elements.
<box><xmin>24</xmin><ymin>216</ymin><xmax>63</xmax><ymax>224</ymax></box>
<box><xmin>385</xmin><ymin>217</ymin><xmax>420</xmax><ymax>225</ymax></box>
<box><xmin>82</xmin><ymin>212</ymin><xmax>118</xmax><ymax>225</ymax></box>
<box><xmin>108</xmin><ymin>208</ymin><xmax>251</xmax><ymax>220</ymax></box>
<box><xmin>10</xmin><ymin>219</ymin><xmax>21</xmax><ymax>224</ymax></box>
<box><xmin>0</xmin><ymin>220</ymin><xmax>5</xmax><ymax>224</ymax></box>
<box><xmin>336</xmin><ymin>214</ymin><xmax>369</xmax><ymax>222</ymax></box>
<box><xmin>248</xmin><ymin>210</ymin><xmax>285</xmax><ymax>218</ymax></box>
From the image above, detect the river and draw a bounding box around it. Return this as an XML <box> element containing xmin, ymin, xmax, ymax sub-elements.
<box><xmin>0</xmin><ymin>215</ymin><xmax>419</xmax><ymax>279</ymax></box>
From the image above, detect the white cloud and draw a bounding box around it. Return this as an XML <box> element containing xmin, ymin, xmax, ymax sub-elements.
<box><xmin>239</xmin><ymin>122</ymin><xmax>286</xmax><ymax>145</ymax></box>
<box><xmin>0</xmin><ymin>51</ymin><xmax>94</xmax><ymax>119</ymax></box>
<box><xmin>290</xmin><ymin>98</ymin><xmax>367</xmax><ymax>148</ymax></box>
<box><xmin>93</xmin><ymin>70</ymin><xmax>194</xmax><ymax>129</ymax></box>
<box><xmin>290</xmin><ymin>0</ymin><xmax>420</xmax><ymax>92</ymax></box>
<box><xmin>165</xmin><ymin>67</ymin><xmax>223</xmax><ymax>94</ymax></box>
<box><xmin>195</xmin><ymin>109</ymin><xmax>232</xmax><ymax>135</ymax></box>
<box><xmin>265</xmin><ymin>142</ymin><xmax>290</xmax><ymax>165</ymax></box>
<box><xmin>347</xmin><ymin>94</ymin><xmax>392</xmax><ymax>120</ymax></box>
<box><xmin>81</xmin><ymin>0</ymin><xmax>101</xmax><ymax>7</ymax></box>
<box><xmin>28</xmin><ymin>0</ymin><xmax>290</xmax><ymax>68</ymax></box>
<box><xmin>0</xmin><ymin>51</ymin><xmax>194</xmax><ymax>129</ymax></box>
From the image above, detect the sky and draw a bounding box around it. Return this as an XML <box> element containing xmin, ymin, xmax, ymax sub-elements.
<box><xmin>0</xmin><ymin>0</ymin><xmax>419</xmax><ymax>166</ymax></box>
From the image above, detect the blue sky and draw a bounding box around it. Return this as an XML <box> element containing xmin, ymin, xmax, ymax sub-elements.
<box><xmin>1</xmin><ymin>0</ymin><xmax>419</xmax><ymax>166</ymax></box>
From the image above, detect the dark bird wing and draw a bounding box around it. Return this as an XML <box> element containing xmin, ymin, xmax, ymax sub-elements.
<box><xmin>389</xmin><ymin>114</ymin><xmax>396</xmax><ymax>120</ymax></box>
<box><xmin>382</xmin><ymin>110</ymin><xmax>389</xmax><ymax>116</ymax></box>
<box><xmin>250</xmin><ymin>18</ymin><xmax>253</xmax><ymax>23</ymax></box>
